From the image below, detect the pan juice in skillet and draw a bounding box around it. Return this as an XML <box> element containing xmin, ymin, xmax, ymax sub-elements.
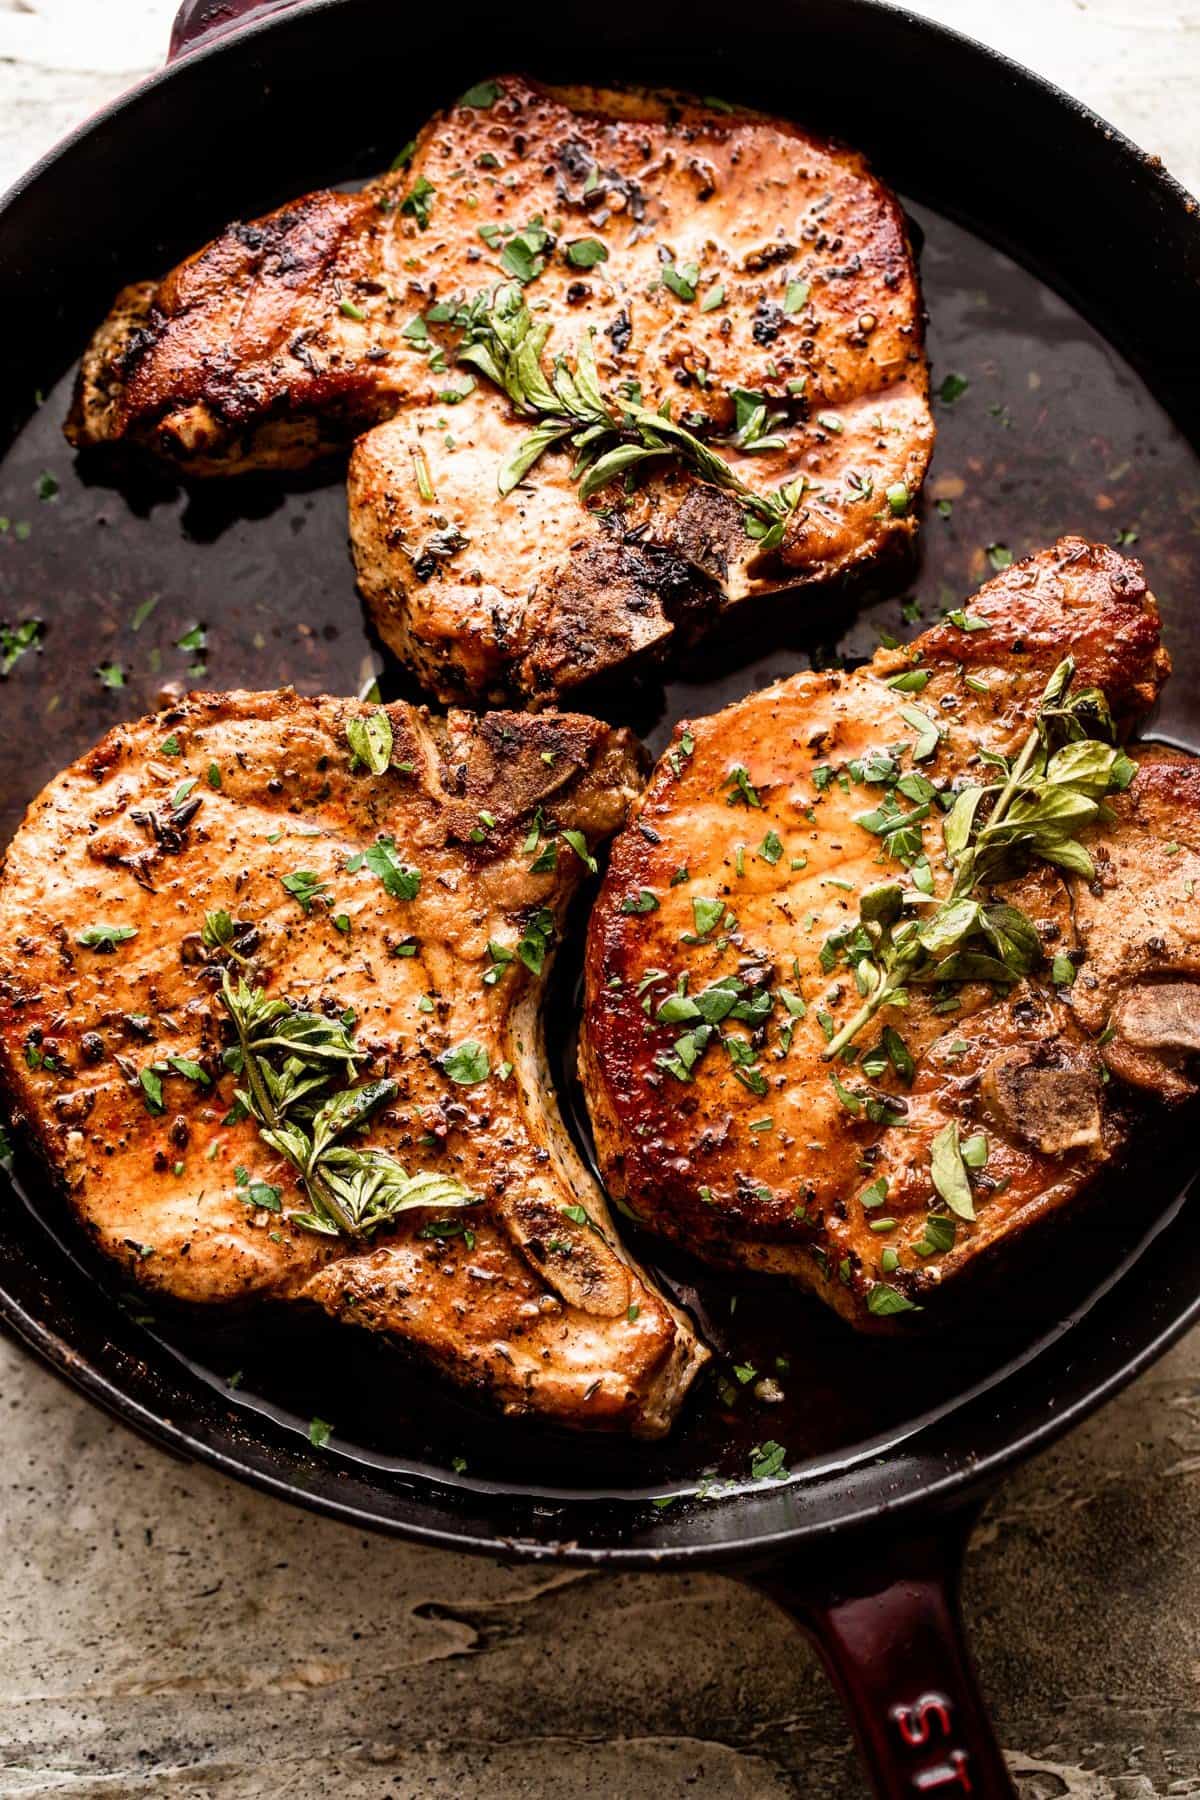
<box><xmin>2</xmin><ymin>195</ymin><xmax>1200</xmax><ymax>1503</ymax></box>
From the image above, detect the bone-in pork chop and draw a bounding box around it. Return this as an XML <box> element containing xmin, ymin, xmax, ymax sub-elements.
<box><xmin>66</xmin><ymin>76</ymin><xmax>932</xmax><ymax>705</ymax></box>
<box><xmin>582</xmin><ymin>539</ymin><xmax>1199</xmax><ymax>1327</ymax></box>
<box><xmin>0</xmin><ymin>689</ymin><xmax>707</xmax><ymax>1433</ymax></box>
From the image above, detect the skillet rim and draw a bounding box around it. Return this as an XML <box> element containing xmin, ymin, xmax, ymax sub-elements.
<box><xmin>1</xmin><ymin>0</ymin><xmax>1199</xmax><ymax>1564</ymax></box>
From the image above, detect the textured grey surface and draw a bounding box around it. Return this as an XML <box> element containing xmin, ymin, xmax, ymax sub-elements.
<box><xmin>3</xmin><ymin>2</ymin><xmax>1200</xmax><ymax>1795</ymax></box>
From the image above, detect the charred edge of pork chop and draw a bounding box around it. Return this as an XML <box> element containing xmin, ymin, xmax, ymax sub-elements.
<box><xmin>65</xmin><ymin>183</ymin><xmax>408</xmax><ymax>470</ymax></box>
<box><xmin>348</xmin><ymin>471</ymin><xmax>725</xmax><ymax>709</ymax></box>
<box><xmin>0</xmin><ymin>688</ymin><xmax>708</xmax><ymax>1436</ymax></box>
<box><xmin>894</xmin><ymin>536</ymin><xmax>1170</xmax><ymax>726</ymax></box>
<box><xmin>581</xmin><ymin>538</ymin><xmax>1191</xmax><ymax>1330</ymax></box>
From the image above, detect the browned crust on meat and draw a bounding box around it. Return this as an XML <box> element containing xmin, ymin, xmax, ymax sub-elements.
<box><xmin>581</xmin><ymin>537</ymin><xmax>1191</xmax><ymax>1328</ymax></box>
<box><xmin>0</xmin><ymin>688</ymin><xmax>708</xmax><ymax>1435</ymax></box>
<box><xmin>67</xmin><ymin>75</ymin><xmax>933</xmax><ymax>705</ymax></box>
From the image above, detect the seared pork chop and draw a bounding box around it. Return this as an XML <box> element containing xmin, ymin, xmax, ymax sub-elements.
<box><xmin>0</xmin><ymin>689</ymin><xmax>707</xmax><ymax>1434</ymax></box>
<box><xmin>67</xmin><ymin>76</ymin><xmax>932</xmax><ymax>705</ymax></box>
<box><xmin>582</xmin><ymin>539</ymin><xmax>1199</xmax><ymax>1327</ymax></box>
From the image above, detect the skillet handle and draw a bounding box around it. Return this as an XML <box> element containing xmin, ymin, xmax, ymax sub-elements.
<box><xmin>745</xmin><ymin>1512</ymin><xmax>1015</xmax><ymax>1798</ymax></box>
<box><xmin>168</xmin><ymin>0</ymin><xmax>305</xmax><ymax>60</ymax></box>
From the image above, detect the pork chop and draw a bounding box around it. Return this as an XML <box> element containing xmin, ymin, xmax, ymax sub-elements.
<box><xmin>0</xmin><ymin>689</ymin><xmax>708</xmax><ymax>1434</ymax></box>
<box><xmin>66</xmin><ymin>76</ymin><xmax>933</xmax><ymax>705</ymax></box>
<box><xmin>581</xmin><ymin>538</ymin><xmax>1199</xmax><ymax>1327</ymax></box>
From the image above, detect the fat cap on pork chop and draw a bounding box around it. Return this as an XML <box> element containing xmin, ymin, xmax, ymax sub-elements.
<box><xmin>582</xmin><ymin>538</ymin><xmax>1198</xmax><ymax>1327</ymax></box>
<box><xmin>67</xmin><ymin>76</ymin><xmax>932</xmax><ymax>706</ymax></box>
<box><xmin>0</xmin><ymin>689</ymin><xmax>707</xmax><ymax>1435</ymax></box>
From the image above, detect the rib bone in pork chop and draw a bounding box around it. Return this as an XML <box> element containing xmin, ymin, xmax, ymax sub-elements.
<box><xmin>0</xmin><ymin>690</ymin><xmax>707</xmax><ymax>1434</ymax></box>
<box><xmin>66</xmin><ymin>76</ymin><xmax>932</xmax><ymax>706</ymax></box>
<box><xmin>582</xmin><ymin>539</ymin><xmax>1200</xmax><ymax>1327</ymax></box>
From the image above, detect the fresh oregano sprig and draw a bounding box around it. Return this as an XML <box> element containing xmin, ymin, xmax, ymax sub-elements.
<box><xmin>822</xmin><ymin>656</ymin><xmax>1136</xmax><ymax>1061</ymax></box>
<box><xmin>454</xmin><ymin>283</ymin><xmax>804</xmax><ymax>547</ymax></box>
<box><xmin>214</xmin><ymin>962</ymin><xmax>476</xmax><ymax>1240</ymax></box>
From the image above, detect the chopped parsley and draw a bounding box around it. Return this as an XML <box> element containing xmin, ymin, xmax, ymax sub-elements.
<box><xmin>662</xmin><ymin>260</ymin><xmax>699</xmax><ymax>302</ymax></box>
<box><xmin>280</xmin><ymin>870</ymin><xmax>329</xmax><ymax>914</ymax></box>
<box><xmin>460</xmin><ymin>78</ymin><xmax>503</xmax><ymax>108</ymax></box>
<box><xmin>0</xmin><ymin>617</ymin><xmax>43</xmax><ymax>677</ymax></box>
<box><xmin>401</xmin><ymin>175</ymin><xmax>435</xmax><ymax>230</ymax></box>
<box><xmin>75</xmin><ymin>923</ymin><xmax>138</xmax><ymax>951</ymax></box>
<box><xmin>349</xmin><ymin>837</ymin><xmax>421</xmax><ymax>900</ymax></box>
<box><xmin>438</xmin><ymin>1039</ymin><xmax>490</xmax><ymax>1085</ymax></box>
<box><xmin>566</xmin><ymin>237</ymin><xmax>608</xmax><ymax>269</ymax></box>
<box><xmin>725</xmin><ymin>765</ymin><xmax>761</xmax><ymax>808</ymax></box>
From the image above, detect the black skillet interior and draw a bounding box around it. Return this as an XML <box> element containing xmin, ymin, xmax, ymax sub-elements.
<box><xmin>1</xmin><ymin>0</ymin><xmax>1200</xmax><ymax>1561</ymax></box>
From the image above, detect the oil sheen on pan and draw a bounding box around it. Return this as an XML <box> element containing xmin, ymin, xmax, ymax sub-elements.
<box><xmin>2</xmin><ymin>176</ymin><xmax>1200</xmax><ymax>1496</ymax></box>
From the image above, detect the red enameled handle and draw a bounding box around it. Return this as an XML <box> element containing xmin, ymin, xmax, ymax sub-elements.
<box><xmin>168</xmin><ymin>0</ymin><xmax>305</xmax><ymax>61</ymax></box>
<box><xmin>745</xmin><ymin>1516</ymin><xmax>1016</xmax><ymax>1799</ymax></box>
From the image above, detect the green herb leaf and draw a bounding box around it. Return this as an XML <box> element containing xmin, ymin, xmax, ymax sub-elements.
<box><xmin>168</xmin><ymin>1056</ymin><xmax>210</xmax><ymax>1086</ymax></box>
<box><xmin>662</xmin><ymin>261</ymin><xmax>699</xmax><ymax>302</ymax></box>
<box><xmin>726</xmin><ymin>764</ymin><xmax>761</xmax><ymax>808</ymax></box>
<box><xmin>401</xmin><ymin>175</ymin><xmax>435</xmax><ymax>230</ymax></box>
<box><xmin>498</xmin><ymin>419</ymin><xmax>572</xmax><ymax>494</ymax></box>
<box><xmin>961</xmin><ymin>1132</ymin><xmax>989</xmax><ymax>1169</ymax></box>
<box><xmin>620</xmin><ymin>889</ymin><xmax>659</xmax><ymax>915</ymax></box>
<box><xmin>438</xmin><ymin>1039</ymin><xmax>490</xmax><ymax>1085</ymax></box>
<box><xmin>500</xmin><ymin>225</ymin><xmax>549</xmax><ymax>285</ymax></box>
<box><xmin>139</xmin><ymin>1067</ymin><xmax>164</xmax><ymax>1114</ymax></box>
<box><xmin>76</xmin><ymin>923</ymin><xmax>138</xmax><ymax>951</ymax></box>
<box><xmin>202</xmin><ymin>909</ymin><xmax>236</xmax><ymax>952</ymax></box>
<box><xmin>217</xmin><ymin>966</ymin><xmax>476</xmax><ymax>1242</ymax></box>
<box><xmin>691</xmin><ymin>897</ymin><xmax>725</xmax><ymax>937</ymax></box>
<box><xmin>517</xmin><ymin>908</ymin><xmax>555</xmax><ymax>976</ymax></box>
<box><xmin>1051</xmin><ymin>952</ymin><xmax>1077</xmax><ymax>986</ymax></box>
<box><xmin>561</xmin><ymin>828</ymin><xmax>598</xmax><ymax>873</ymax></box>
<box><xmin>454</xmin><ymin>282</ymin><xmax>800</xmax><ymax>536</ymax></box>
<box><xmin>930</xmin><ymin>1121</ymin><xmax>976</xmax><ymax>1221</ymax></box>
<box><xmin>915</xmin><ymin>1214</ymin><xmax>956</xmax><ymax>1256</ymax></box>
<box><xmin>460</xmin><ymin>79</ymin><xmax>503</xmax><ymax>108</ymax></box>
<box><xmin>346</xmin><ymin>708</ymin><xmax>393</xmax><ymax>775</ymax></box>
<box><xmin>749</xmin><ymin>1439</ymin><xmax>789</xmax><ymax>1479</ymax></box>
<box><xmin>362</xmin><ymin>838</ymin><xmax>421</xmax><ymax>900</ymax></box>
<box><xmin>867</xmin><ymin>1282</ymin><xmax>920</xmax><ymax>1316</ymax></box>
<box><xmin>566</xmin><ymin>237</ymin><xmax>608</xmax><ymax>268</ymax></box>
<box><xmin>577</xmin><ymin>439</ymin><xmax>672</xmax><ymax>501</ymax></box>
<box><xmin>0</xmin><ymin>617</ymin><xmax>43</xmax><ymax>677</ymax></box>
<box><xmin>860</xmin><ymin>1176</ymin><xmax>888</xmax><ymax>1210</ymax></box>
<box><xmin>280</xmin><ymin>870</ymin><xmax>329</xmax><ymax>914</ymax></box>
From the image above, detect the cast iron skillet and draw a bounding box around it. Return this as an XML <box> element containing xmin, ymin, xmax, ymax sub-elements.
<box><xmin>3</xmin><ymin>2</ymin><xmax>1200</xmax><ymax>1793</ymax></box>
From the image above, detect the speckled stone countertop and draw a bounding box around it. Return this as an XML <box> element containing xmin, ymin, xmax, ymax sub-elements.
<box><xmin>2</xmin><ymin>3</ymin><xmax>1200</xmax><ymax>1795</ymax></box>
